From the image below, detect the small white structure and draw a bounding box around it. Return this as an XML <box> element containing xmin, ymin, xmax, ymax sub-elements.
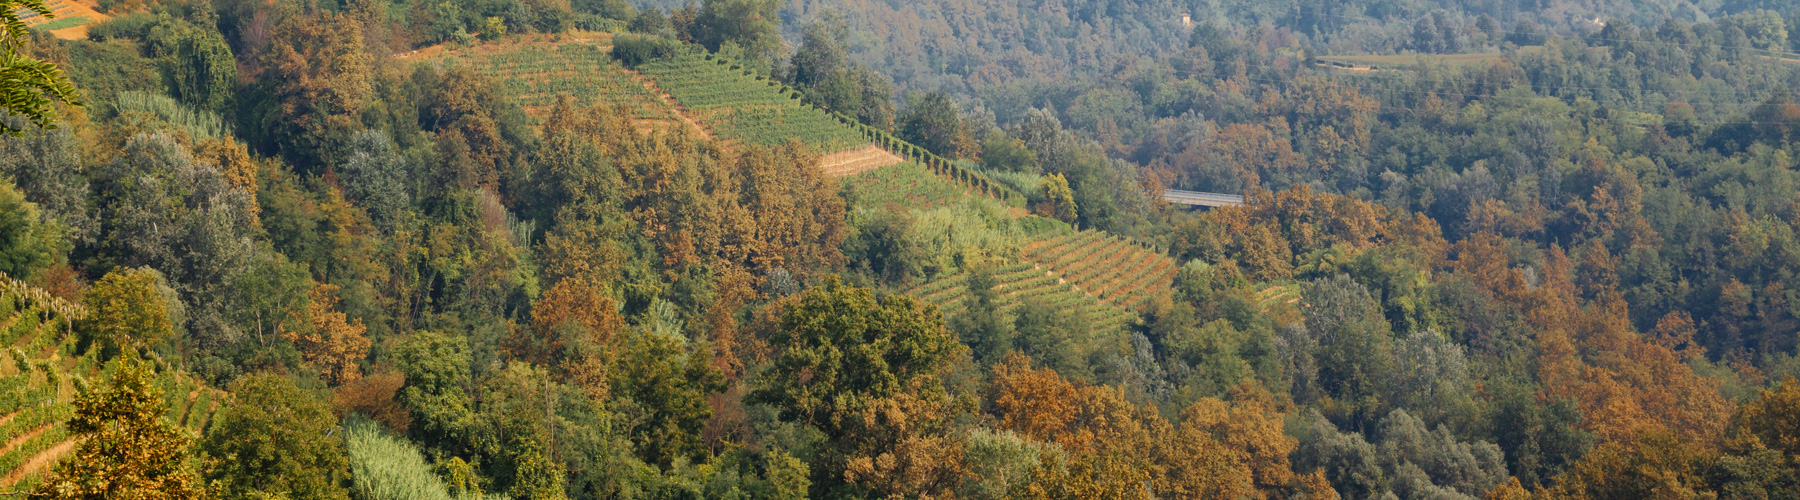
<box><xmin>1180</xmin><ymin>13</ymin><xmax>1193</xmax><ymax>28</ymax></box>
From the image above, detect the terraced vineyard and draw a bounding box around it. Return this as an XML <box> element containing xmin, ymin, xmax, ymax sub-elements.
<box><xmin>903</xmin><ymin>262</ymin><xmax>1140</xmax><ymax>333</ymax></box>
<box><xmin>635</xmin><ymin>53</ymin><xmax>866</xmax><ymax>151</ymax></box>
<box><xmin>0</xmin><ymin>277</ymin><xmax>220</xmax><ymax>492</ymax></box>
<box><xmin>431</xmin><ymin>36</ymin><xmax>672</xmax><ymax>120</ymax></box>
<box><xmin>1020</xmin><ymin>230</ymin><xmax>1177</xmax><ymax>310</ymax></box>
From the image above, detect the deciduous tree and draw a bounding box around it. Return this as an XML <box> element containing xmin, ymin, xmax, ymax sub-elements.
<box><xmin>31</xmin><ymin>355</ymin><xmax>205</xmax><ymax>499</ymax></box>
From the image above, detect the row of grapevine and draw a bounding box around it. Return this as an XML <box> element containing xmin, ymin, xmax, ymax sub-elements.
<box><xmin>0</xmin><ymin>275</ymin><xmax>224</xmax><ymax>489</ymax></box>
<box><xmin>714</xmin><ymin>107</ymin><xmax>863</xmax><ymax>151</ymax></box>
<box><xmin>842</xmin><ymin>161</ymin><xmax>977</xmax><ymax>209</ymax></box>
<box><xmin>635</xmin><ymin>51</ymin><xmax>868</xmax><ymax>152</ymax></box>
<box><xmin>438</xmin><ymin>41</ymin><xmax>669</xmax><ymax>118</ymax></box>
<box><xmin>1021</xmin><ymin>230</ymin><xmax>1178</xmax><ymax>310</ymax></box>
<box><xmin>828</xmin><ymin>112</ymin><xmax>1027</xmax><ymax>207</ymax></box>
<box><xmin>900</xmin><ymin>263</ymin><xmax>1140</xmax><ymax>334</ymax></box>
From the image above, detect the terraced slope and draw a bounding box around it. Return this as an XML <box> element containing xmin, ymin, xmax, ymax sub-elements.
<box><xmin>903</xmin><ymin>262</ymin><xmax>1139</xmax><ymax>333</ymax></box>
<box><xmin>1020</xmin><ymin>230</ymin><xmax>1177</xmax><ymax>310</ymax></box>
<box><xmin>635</xmin><ymin>53</ymin><xmax>866</xmax><ymax>152</ymax></box>
<box><xmin>0</xmin><ymin>277</ymin><xmax>221</xmax><ymax>492</ymax></box>
<box><xmin>421</xmin><ymin>33</ymin><xmax>674</xmax><ymax>122</ymax></box>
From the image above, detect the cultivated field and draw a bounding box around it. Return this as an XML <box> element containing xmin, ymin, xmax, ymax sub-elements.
<box><xmin>1020</xmin><ymin>230</ymin><xmax>1177</xmax><ymax>310</ymax></box>
<box><xmin>428</xmin><ymin>36</ymin><xmax>672</xmax><ymax>121</ymax></box>
<box><xmin>903</xmin><ymin>262</ymin><xmax>1140</xmax><ymax>334</ymax></box>
<box><xmin>842</xmin><ymin>161</ymin><xmax>980</xmax><ymax>209</ymax></box>
<box><xmin>0</xmin><ymin>278</ymin><xmax>219</xmax><ymax>491</ymax></box>
<box><xmin>635</xmin><ymin>53</ymin><xmax>866</xmax><ymax>152</ymax></box>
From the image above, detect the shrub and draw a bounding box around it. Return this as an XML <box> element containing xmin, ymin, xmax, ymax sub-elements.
<box><xmin>345</xmin><ymin>419</ymin><xmax>455</xmax><ymax>500</ymax></box>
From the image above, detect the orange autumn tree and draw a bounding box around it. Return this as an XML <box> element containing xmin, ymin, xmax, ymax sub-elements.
<box><xmin>513</xmin><ymin>273</ymin><xmax>623</xmax><ymax>399</ymax></box>
<box><xmin>1159</xmin><ymin>384</ymin><xmax>1302</xmax><ymax>499</ymax></box>
<box><xmin>284</xmin><ymin>283</ymin><xmax>371</xmax><ymax>385</ymax></box>
<box><xmin>1452</xmin><ymin>235</ymin><xmax>1732</xmax><ymax>444</ymax></box>
<box><xmin>1175</xmin><ymin>185</ymin><xmax>1394</xmax><ymax>281</ymax></box>
<box><xmin>989</xmin><ymin>354</ymin><xmax>1323</xmax><ymax>499</ymax></box>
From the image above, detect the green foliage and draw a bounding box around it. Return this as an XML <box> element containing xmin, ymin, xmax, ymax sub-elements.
<box><xmin>900</xmin><ymin>91</ymin><xmax>977</xmax><ymax>160</ymax></box>
<box><xmin>1039</xmin><ymin>173</ymin><xmax>1077</xmax><ymax>223</ymax></box>
<box><xmin>88</xmin><ymin>133</ymin><xmax>258</xmax><ymax>362</ymax></box>
<box><xmin>393</xmin><ymin>331</ymin><xmax>476</xmax><ymax>457</ymax></box>
<box><xmin>0</xmin><ymin>180</ymin><xmax>64</xmax><ymax>279</ymax></box>
<box><xmin>112</xmin><ymin>91</ymin><xmax>230</xmax><ymax>140</ymax></box>
<box><xmin>688</xmin><ymin>0</ymin><xmax>781</xmax><ymax>66</ymax></box>
<box><xmin>0</xmin><ymin>123</ymin><xmax>89</xmax><ymax>240</ymax></box>
<box><xmin>749</xmin><ymin>277</ymin><xmax>964</xmax><ymax>437</ymax></box>
<box><xmin>32</xmin><ymin>355</ymin><xmax>205</xmax><ymax>498</ymax></box>
<box><xmin>200</xmin><ymin>373</ymin><xmax>351</xmax><ymax>500</ymax></box>
<box><xmin>0</xmin><ymin>0</ymin><xmax>81</xmax><ymax>134</ymax></box>
<box><xmin>80</xmin><ymin>267</ymin><xmax>175</xmax><ymax>353</ymax></box>
<box><xmin>345</xmin><ymin>419</ymin><xmax>496</xmax><ymax>500</ymax></box>
<box><xmin>153</xmin><ymin>19</ymin><xmax>236</xmax><ymax>112</ymax></box>
<box><xmin>610</xmin><ymin>329</ymin><xmax>724</xmax><ymax>467</ymax></box>
<box><xmin>609</xmin><ymin>33</ymin><xmax>683</xmax><ymax>68</ymax></box>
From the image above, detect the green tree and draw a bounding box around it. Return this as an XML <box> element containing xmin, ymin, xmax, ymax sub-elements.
<box><xmin>0</xmin><ymin>0</ymin><xmax>81</xmax><ymax>134</ymax></box>
<box><xmin>149</xmin><ymin>18</ymin><xmax>236</xmax><ymax>112</ymax></box>
<box><xmin>0</xmin><ymin>180</ymin><xmax>64</xmax><ymax>279</ymax></box>
<box><xmin>748</xmin><ymin>276</ymin><xmax>966</xmax><ymax>494</ymax></box>
<box><xmin>1039</xmin><ymin>173</ymin><xmax>1077</xmax><ymax>224</ymax></box>
<box><xmin>200</xmin><ymin>373</ymin><xmax>351</xmax><ymax>500</ymax></box>
<box><xmin>81</xmin><ymin>267</ymin><xmax>175</xmax><ymax>354</ymax></box>
<box><xmin>900</xmin><ymin>91</ymin><xmax>978</xmax><ymax>160</ymax></box>
<box><xmin>30</xmin><ymin>355</ymin><xmax>205</xmax><ymax>499</ymax></box>
<box><xmin>951</xmin><ymin>267</ymin><xmax>1010</xmax><ymax>364</ymax></box>
<box><xmin>610</xmin><ymin>329</ymin><xmax>724</xmax><ymax>467</ymax></box>
<box><xmin>392</xmin><ymin>330</ymin><xmax>476</xmax><ymax>457</ymax></box>
<box><xmin>691</xmin><ymin>0</ymin><xmax>783</xmax><ymax>66</ymax></box>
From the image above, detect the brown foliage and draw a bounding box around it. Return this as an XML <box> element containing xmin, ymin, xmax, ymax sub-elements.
<box><xmin>332</xmin><ymin>368</ymin><xmax>412</xmax><ymax>433</ymax></box>
<box><xmin>284</xmin><ymin>283</ymin><xmax>373</xmax><ymax>385</ymax></box>
<box><xmin>843</xmin><ymin>390</ymin><xmax>969</xmax><ymax>499</ymax></box>
<box><xmin>513</xmin><ymin>273</ymin><xmax>623</xmax><ymax>399</ymax></box>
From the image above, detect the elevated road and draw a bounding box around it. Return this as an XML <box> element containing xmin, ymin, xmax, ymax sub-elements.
<box><xmin>1162</xmin><ymin>189</ymin><xmax>1245</xmax><ymax>207</ymax></box>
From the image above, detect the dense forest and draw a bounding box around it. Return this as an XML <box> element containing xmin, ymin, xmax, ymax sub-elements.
<box><xmin>2</xmin><ymin>0</ymin><xmax>1800</xmax><ymax>498</ymax></box>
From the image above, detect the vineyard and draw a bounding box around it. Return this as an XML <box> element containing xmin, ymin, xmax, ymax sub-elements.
<box><xmin>0</xmin><ymin>277</ymin><xmax>219</xmax><ymax>492</ymax></box>
<box><xmin>433</xmin><ymin>38</ymin><xmax>671</xmax><ymax>120</ymax></box>
<box><xmin>635</xmin><ymin>53</ymin><xmax>865</xmax><ymax>151</ymax></box>
<box><xmin>843</xmin><ymin>161</ymin><xmax>978</xmax><ymax>209</ymax></box>
<box><xmin>818</xmin><ymin>145</ymin><xmax>903</xmax><ymax>178</ymax></box>
<box><xmin>903</xmin><ymin>262</ymin><xmax>1140</xmax><ymax>334</ymax></box>
<box><xmin>1019</xmin><ymin>230</ymin><xmax>1177</xmax><ymax>310</ymax></box>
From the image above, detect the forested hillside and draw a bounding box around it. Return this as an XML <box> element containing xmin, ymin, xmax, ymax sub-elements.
<box><xmin>2</xmin><ymin>0</ymin><xmax>1800</xmax><ymax>498</ymax></box>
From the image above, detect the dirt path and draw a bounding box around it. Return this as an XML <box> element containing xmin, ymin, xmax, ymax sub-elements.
<box><xmin>818</xmin><ymin>145</ymin><xmax>903</xmax><ymax>177</ymax></box>
<box><xmin>626</xmin><ymin>71</ymin><xmax>714</xmax><ymax>141</ymax></box>
<box><xmin>1</xmin><ymin>439</ymin><xmax>74</xmax><ymax>487</ymax></box>
<box><xmin>0</xmin><ymin>424</ymin><xmax>52</xmax><ymax>457</ymax></box>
